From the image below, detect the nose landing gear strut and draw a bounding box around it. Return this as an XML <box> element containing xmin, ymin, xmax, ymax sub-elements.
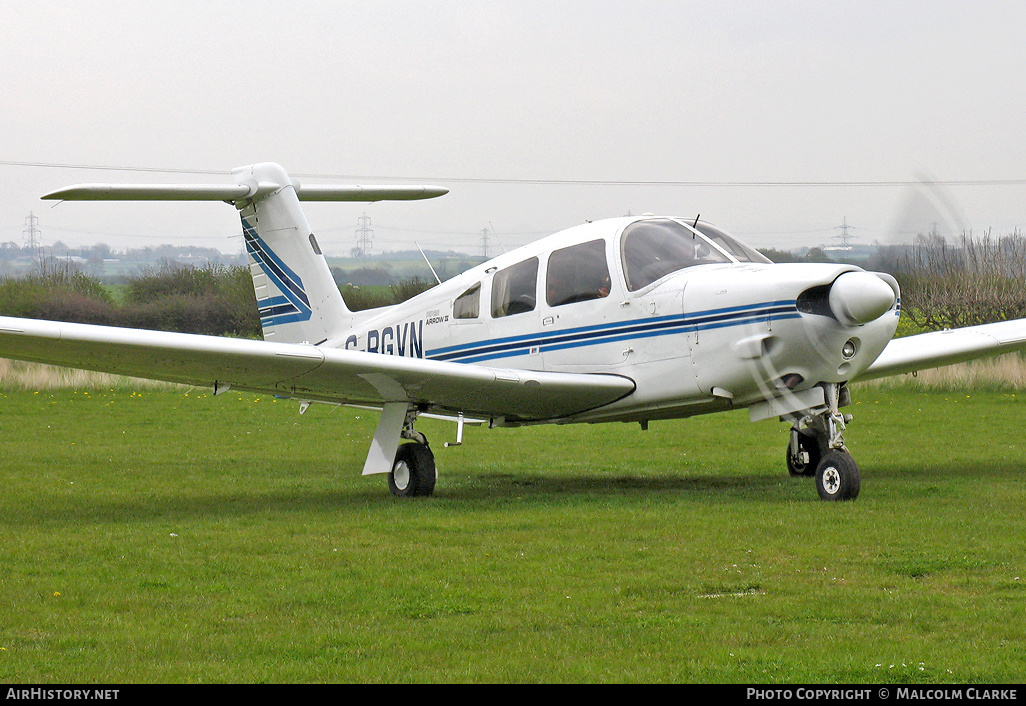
<box><xmin>785</xmin><ymin>383</ymin><xmax>861</xmax><ymax>501</ymax></box>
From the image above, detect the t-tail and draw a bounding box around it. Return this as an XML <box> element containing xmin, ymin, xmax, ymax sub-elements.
<box><xmin>43</xmin><ymin>162</ymin><xmax>448</xmax><ymax>345</ymax></box>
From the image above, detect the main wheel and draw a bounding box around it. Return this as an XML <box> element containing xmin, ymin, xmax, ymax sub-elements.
<box><xmin>815</xmin><ymin>450</ymin><xmax>860</xmax><ymax>501</ymax></box>
<box><xmin>388</xmin><ymin>443</ymin><xmax>437</xmax><ymax>497</ymax></box>
<box><xmin>786</xmin><ymin>432</ymin><xmax>820</xmax><ymax>477</ymax></box>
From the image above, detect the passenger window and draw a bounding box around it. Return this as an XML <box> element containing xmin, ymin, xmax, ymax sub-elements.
<box><xmin>491</xmin><ymin>258</ymin><xmax>538</xmax><ymax>318</ymax></box>
<box><xmin>453</xmin><ymin>283</ymin><xmax>481</xmax><ymax>319</ymax></box>
<box><xmin>546</xmin><ymin>239</ymin><xmax>611</xmax><ymax>307</ymax></box>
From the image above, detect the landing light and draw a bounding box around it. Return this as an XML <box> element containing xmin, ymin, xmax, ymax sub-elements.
<box><xmin>842</xmin><ymin>339</ymin><xmax>858</xmax><ymax>360</ymax></box>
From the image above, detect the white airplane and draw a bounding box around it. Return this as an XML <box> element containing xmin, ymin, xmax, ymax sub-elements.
<box><xmin>3</xmin><ymin>162</ymin><xmax>1025</xmax><ymax>501</ymax></box>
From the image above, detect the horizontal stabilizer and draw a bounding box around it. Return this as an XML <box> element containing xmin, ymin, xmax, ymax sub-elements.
<box><xmin>43</xmin><ymin>184</ymin><xmax>255</xmax><ymax>201</ymax></box>
<box><xmin>43</xmin><ymin>183</ymin><xmax>448</xmax><ymax>203</ymax></box>
<box><xmin>297</xmin><ymin>185</ymin><xmax>449</xmax><ymax>201</ymax></box>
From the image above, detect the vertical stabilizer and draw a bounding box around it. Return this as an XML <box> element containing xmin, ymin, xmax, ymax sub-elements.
<box><xmin>234</xmin><ymin>163</ymin><xmax>350</xmax><ymax>344</ymax></box>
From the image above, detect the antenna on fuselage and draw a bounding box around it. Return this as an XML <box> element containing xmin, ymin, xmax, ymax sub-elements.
<box><xmin>416</xmin><ymin>242</ymin><xmax>442</xmax><ymax>285</ymax></box>
<box><xmin>488</xmin><ymin>222</ymin><xmax>509</xmax><ymax>254</ymax></box>
<box><xmin>693</xmin><ymin>214</ymin><xmax>700</xmax><ymax>237</ymax></box>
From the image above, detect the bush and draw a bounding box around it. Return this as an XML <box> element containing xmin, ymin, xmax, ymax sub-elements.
<box><xmin>0</xmin><ymin>261</ymin><xmax>116</xmax><ymax>322</ymax></box>
<box><xmin>340</xmin><ymin>285</ymin><xmax>394</xmax><ymax>311</ymax></box>
<box><xmin>339</xmin><ymin>278</ymin><xmax>435</xmax><ymax>311</ymax></box>
<box><xmin>390</xmin><ymin>277</ymin><xmax>434</xmax><ymax>304</ymax></box>
<box><xmin>0</xmin><ymin>262</ymin><xmax>437</xmax><ymax>337</ymax></box>
<box><xmin>119</xmin><ymin>262</ymin><xmax>260</xmax><ymax>337</ymax></box>
<box><xmin>892</xmin><ymin>232</ymin><xmax>1026</xmax><ymax>330</ymax></box>
<box><xmin>116</xmin><ymin>293</ymin><xmax>233</xmax><ymax>335</ymax></box>
<box><xmin>0</xmin><ymin>262</ymin><xmax>260</xmax><ymax>338</ymax></box>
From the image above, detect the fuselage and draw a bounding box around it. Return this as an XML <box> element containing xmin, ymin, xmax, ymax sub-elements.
<box><xmin>324</xmin><ymin>216</ymin><xmax>900</xmax><ymax>425</ymax></box>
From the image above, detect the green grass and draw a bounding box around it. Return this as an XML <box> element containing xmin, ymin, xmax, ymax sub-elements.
<box><xmin>0</xmin><ymin>386</ymin><xmax>1023</xmax><ymax>683</ymax></box>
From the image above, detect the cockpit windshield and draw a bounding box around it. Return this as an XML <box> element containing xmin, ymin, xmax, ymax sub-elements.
<box><xmin>621</xmin><ymin>218</ymin><xmax>731</xmax><ymax>291</ymax></box>
<box><xmin>691</xmin><ymin>222</ymin><xmax>773</xmax><ymax>265</ymax></box>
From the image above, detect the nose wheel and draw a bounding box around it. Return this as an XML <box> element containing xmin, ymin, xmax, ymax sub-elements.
<box><xmin>814</xmin><ymin>449</ymin><xmax>860</xmax><ymax>501</ymax></box>
<box><xmin>784</xmin><ymin>383</ymin><xmax>861</xmax><ymax>501</ymax></box>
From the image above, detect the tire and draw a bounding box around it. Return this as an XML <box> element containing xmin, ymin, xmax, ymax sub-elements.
<box><xmin>815</xmin><ymin>450</ymin><xmax>860</xmax><ymax>501</ymax></box>
<box><xmin>388</xmin><ymin>443</ymin><xmax>437</xmax><ymax>497</ymax></box>
<box><xmin>787</xmin><ymin>432</ymin><xmax>820</xmax><ymax>477</ymax></box>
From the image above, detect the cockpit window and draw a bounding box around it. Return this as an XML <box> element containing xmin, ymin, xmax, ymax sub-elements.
<box><xmin>692</xmin><ymin>223</ymin><xmax>773</xmax><ymax>264</ymax></box>
<box><xmin>621</xmin><ymin>218</ymin><xmax>731</xmax><ymax>291</ymax></box>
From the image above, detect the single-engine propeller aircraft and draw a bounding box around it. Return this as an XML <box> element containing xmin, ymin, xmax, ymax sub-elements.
<box><xmin>3</xmin><ymin>162</ymin><xmax>1026</xmax><ymax>501</ymax></box>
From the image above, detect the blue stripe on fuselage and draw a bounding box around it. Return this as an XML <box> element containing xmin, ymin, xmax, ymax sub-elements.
<box><xmin>425</xmin><ymin>300</ymin><xmax>798</xmax><ymax>364</ymax></box>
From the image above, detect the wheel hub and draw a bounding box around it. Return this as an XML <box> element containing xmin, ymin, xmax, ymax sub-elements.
<box><xmin>822</xmin><ymin>466</ymin><xmax>841</xmax><ymax>495</ymax></box>
<box><xmin>392</xmin><ymin>461</ymin><xmax>411</xmax><ymax>491</ymax></box>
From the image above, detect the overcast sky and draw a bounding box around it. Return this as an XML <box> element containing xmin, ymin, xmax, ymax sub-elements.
<box><xmin>2</xmin><ymin>0</ymin><xmax>1025</xmax><ymax>256</ymax></box>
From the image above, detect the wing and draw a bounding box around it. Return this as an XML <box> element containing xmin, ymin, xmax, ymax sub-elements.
<box><xmin>0</xmin><ymin>316</ymin><xmax>634</xmax><ymax>422</ymax></box>
<box><xmin>857</xmin><ymin>319</ymin><xmax>1026</xmax><ymax>380</ymax></box>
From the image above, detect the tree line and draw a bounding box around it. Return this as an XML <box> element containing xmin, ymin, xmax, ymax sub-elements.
<box><xmin>871</xmin><ymin>231</ymin><xmax>1026</xmax><ymax>331</ymax></box>
<box><xmin>0</xmin><ymin>261</ymin><xmax>434</xmax><ymax>337</ymax></box>
<box><xmin>0</xmin><ymin>261</ymin><xmax>262</xmax><ymax>337</ymax></box>
<box><xmin>760</xmin><ymin>230</ymin><xmax>1026</xmax><ymax>334</ymax></box>
<box><xmin>4</xmin><ymin>230</ymin><xmax>1026</xmax><ymax>338</ymax></box>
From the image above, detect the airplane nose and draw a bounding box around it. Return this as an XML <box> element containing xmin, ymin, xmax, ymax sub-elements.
<box><xmin>828</xmin><ymin>271</ymin><xmax>897</xmax><ymax>325</ymax></box>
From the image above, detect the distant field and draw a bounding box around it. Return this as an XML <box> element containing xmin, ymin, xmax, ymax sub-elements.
<box><xmin>0</xmin><ymin>378</ymin><xmax>1023</xmax><ymax>683</ymax></box>
<box><xmin>327</xmin><ymin>253</ymin><xmax>486</xmax><ymax>285</ymax></box>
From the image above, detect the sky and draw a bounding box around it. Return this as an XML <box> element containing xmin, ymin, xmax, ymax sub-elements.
<box><xmin>2</xmin><ymin>0</ymin><xmax>1026</xmax><ymax>257</ymax></box>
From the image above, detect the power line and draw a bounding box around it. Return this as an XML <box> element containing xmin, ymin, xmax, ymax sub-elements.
<box><xmin>4</xmin><ymin>159</ymin><xmax>1026</xmax><ymax>188</ymax></box>
<box><xmin>316</xmin><ymin>175</ymin><xmax>1026</xmax><ymax>188</ymax></box>
<box><xmin>0</xmin><ymin>159</ymin><xmax>226</xmax><ymax>176</ymax></box>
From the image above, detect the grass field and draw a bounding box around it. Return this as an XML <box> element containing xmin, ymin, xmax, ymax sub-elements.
<box><xmin>0</xmin><ymin>374</ymin><xmax>1023</xmax><ymax>683</ymax></box>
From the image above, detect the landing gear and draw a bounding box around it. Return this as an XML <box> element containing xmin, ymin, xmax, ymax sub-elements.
<box><xmin>389</xmin><ymin>442</ymin><xmax>437</xmax><ymax>497</ymax></box>
<box><xmin>785</xmin><ymin>383</ymin><xmax>861</xmax><ymax>501</ymax></box>
<box><xmin>815</xmin><ymin>450</ymin><xmax>860</xmax><ymax>501</ymax></box>
<box><xmin>786</xmin><ymin>430</ymin><xmax>820</xmax><ymax>477</ymax></box>
<box><xmin>366</xmin><ymin>404</ymin><xmax>439</xmax><ymax>498</ymax></box>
